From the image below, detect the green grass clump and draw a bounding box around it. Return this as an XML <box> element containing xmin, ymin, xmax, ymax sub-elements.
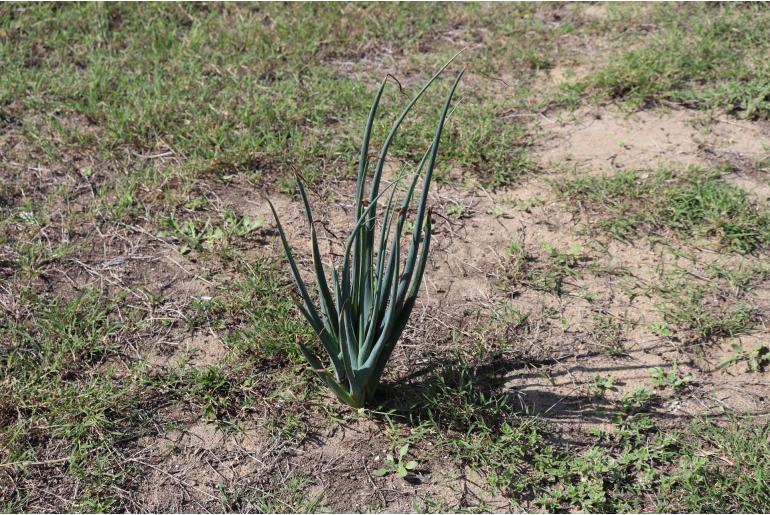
<box><xmin>0</xmin><ymin>291</ymin><xmax>163</xmax><ymax>510</ymax></box>
<box><xmin>656</xmin><ymin>280</ymin><xmax>756</xmax><ymax>345</ymax></box>
<box><xmin>586</xmin><ymin>4</ymin><xmax>770</xmax><ymax>118</ymax></box>
<box><xmin>531</xmin><ymin>416</ymin><xmax>770</xmax><ymax>513</ymax></box>
<box><xmin>557</xmin><ymin>167</ymin><xmax>770</xmax><ymax>253</ymax></box>
<box><xmin>504</xmin><ymin>240</ymin><xmax>585</xmax><ymax>296</ymax></box>
<box><xmin>675</xmin><ymin>420</ymin><xmax>770</xmax><ymax>512</ymax></box>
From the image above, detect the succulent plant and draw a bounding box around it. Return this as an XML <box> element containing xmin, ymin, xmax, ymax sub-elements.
<box><xmin>269</xmin><ymin>60</ymin><xmax>463</xmax><ymax>407</ymax></box>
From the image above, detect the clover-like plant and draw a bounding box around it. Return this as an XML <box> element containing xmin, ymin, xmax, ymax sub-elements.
<box><xmin>268</xmin><ymin>62</ymin><xmax>463</xmax><ymax>407</ymax></box>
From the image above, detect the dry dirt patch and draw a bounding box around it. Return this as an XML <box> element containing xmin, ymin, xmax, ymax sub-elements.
<box><xmin>529</xmin><ymin>106</ymin><xmax>770</xmax><ymax>417</ymax></box>
<box><xmin>537</xmin><ymin>105</ymin><xmax>770</xmax><ymax>177</ymax></box>
<box><xmin>133</xmin><ymin>420</ymin><xmax>287</xmax><ymax>512</ymax></box>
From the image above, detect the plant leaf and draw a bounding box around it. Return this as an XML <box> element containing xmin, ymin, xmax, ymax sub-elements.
<box><xmin>296</xmin><ymin>176</ymin><xmax>340</xmax><ymax>337</ymax></box>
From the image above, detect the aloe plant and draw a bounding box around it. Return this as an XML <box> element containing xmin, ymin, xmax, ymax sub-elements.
<box><xmin>269</xmin><ymin>62</ymin><xmax>463</xmax><ymax>407</ymax></box>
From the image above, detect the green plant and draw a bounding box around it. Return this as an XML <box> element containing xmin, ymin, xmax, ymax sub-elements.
<box><xmin>592</xmin><ymin>313</ymin><xmax>628</xmax><ymax>357</ymax></box>
<box><xmin>446</xmin><ymin>202</ymin><xmax>469</xmax><ymax>219</ymax></box>
<box><xmin>718</xmin><ymin>342</ymin><xmax>770</xmax><ymax>372</ymax></box>
<box><xmin>159</xmin><ymin>212</ymin><xmax>263</xmax><ymax>254</ymax></box>
<box><xmin>529</xmin><ymin>242</ymin><xmax>582</xmax><ymax>294</ymax></box>
<box><xmin>506</xmin><ymin>238</ymin><xmax>524</xmax><ymax>257</ymax></box>
<box><xmin>269</xmin><ymin>61</ymin><xmax>463</xmax><ymax>407</ymax></box>
<box><xmin>650</xmin><ymin>361</ymin><xmax>692</xmax><ymax>391</ymax></box>
<box><xmin>373</xmin><ymin>444</ymin><xmax>419</xmax><ymax>478</ymax></box>
<box><xmin>649</xmin><ymin>321</ymin><xmax>671</xmax><ymax>338</ymax></box>
<box><xmin>619</xmin><ymin>385</ymin><xmax>652</xmax><ymax>413</ymax></box>
<box><xmin>556</xmin><ymin>167</ymin><xmax>770</xmax><ymax>253</ymax></box>
<box><xmin>592</xmin><ymin>374</ymin><xmax>617</xmax><ymax>394</ymax></box>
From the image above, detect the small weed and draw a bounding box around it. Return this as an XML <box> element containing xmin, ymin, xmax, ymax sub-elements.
<box><xmin>188</xmin><ymin>365</ymin><xmax>240</xmax><ymax>420</ymax></box>
<box><xmin>592</xmin><ymin>374</ymin><xmax>618</xmax><ymax>395</ymax></box>
<box><xmin>373</xmin><ymin>444</ymin><xmax>419</xmax><ymax>479</ymax></box>
<box><xmin>159</xmin><ymin>212</ymin><xmax>263</xmax><ymax>254</ymax></box>
<box><xmin>649</xmin><ymin>322</ymin><xmax>672</xmax><ymax>338</ymax></box>
<box><xmin>503</xmin><ymin>238</ymin><xmax>528</xmax><ymax>285</ymax></box>
<box><xmin>489</xmin><ymin>204</ymin><xmax>506</xmax><ymax>218</ymax></box>
<box><xmin>446</xmin><ymin>203</ymin><xmax>469</xmax><ymax>219</ymax></box>
<box><xmin>183</xmin><ymin>196</ymin><xmax>209</xmax><ymax>211</ymax></box>
<box><xmin>516</xmin><ymin>196</ymin><xmax>544</xmax><ymax>211</ymax></box>
<box><xmin>506</xmin><ymin>238</ymin><xmax>524</xmax><ymax>257</ymax></box>
<box><xmin>619</xmin><ymin>385</ymin><xmax>652</xmax><ymax>413</ymax></box>
<box><xmin>248</xmin><ymin>474</ymin><xmax>322</xmax><ymax>513</ymax></box>
<box><xmin>706</xmin><ymin>261</ymin><xmax>768</xmax><ymax>291</ymax></box>
<box><xmin>592</xmin><ymin>313</ymin><xmax>628</xmax><ymax>357</ymax></box>
<box><xmin>657</xmin><ymin>281</ymin><xmax>755</xmax><ymax>344</ymax></box>
<box><xmin>495</xmin><ymin>302</ymin><xmax>530</xmax><ymax>335</ymax></box>
<box><xmin>533</xmin><ymin>243</ymin><xmax>582</xmax><ymax>294</ymax></box>
<box><xmin>510</xmin><ymin>242</ymin><xmax>584</xmax><ymax>295</ymax></box>
<box><xmin>718</xmin><ymin>342</ymin><xmax>770</xmax><ymax>372</ymax></box>
<box><xmin>650</xmin><ymin>361</ymin><xmax>692</xmax><ymax>391</ymax></box>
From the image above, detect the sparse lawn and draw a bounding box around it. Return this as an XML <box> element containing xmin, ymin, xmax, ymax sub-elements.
<box><xmin>555</xmin><ymin>166</ymin><xmax>770</xmax><ymax>253</ymax></box>
<box><xmin>585</xmin><ymin>3</ymin><xmax>770</xmax><ymax>119</ymax></box>
<box><xmin>1</xmin><ymin>3</ymin><xmax>769</xmax><ymax>513</ymax></box>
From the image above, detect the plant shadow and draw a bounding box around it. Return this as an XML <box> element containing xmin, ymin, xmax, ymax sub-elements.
<box><xmin>372</xmin><ymin>350</ymin><xmax>760</xmax><ymax>443</ymax></box>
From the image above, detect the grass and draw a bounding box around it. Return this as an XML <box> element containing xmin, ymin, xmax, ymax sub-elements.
<box><xmin>183</xmin><ymin>258</ymin><xmax>311</xmax><ymax>369</ymax></box>
<box><xmin>582</xmin><ymin>3</ymin><xmax>770</xmax><ymax>119</ymax></box>
<box><xmin>656</xmin><ymin>279</ymin><xmax>756</xmax><ymax>345</ymax></box>
<box><xmin>158</xmin><ymin>210</ymin><xmax>263</xmax><ymax>254</ymax></box>
<box><xmin>556</xmin><ymin>167</ymin><xmax>770</xmax><ymax>253</ymax></box>
<box><xmin>0</xmin><ymin>258</ymin><xmax>315</xmax><ymax>509</ymax></box>
<box><xmin>398</xmin><ymin>361</ymin><xmax>770</xmax><ymax>513</ymax></box>
<box><xmin>2</xmin><ymin>2</ymin><xmax>770</xmax><ymax>512</ymax></box>
<box><xmin>1</xmin><ymin>291</ymin><xmax>167</xmax><ymax>510</ymax></box>
<box><xmin>504</xmin><ymin>239</ymin><xmax>587</xmax><ymax>296</ymax></box>
<box><xmin>0</xmin><ymin>3</ymin><xmax>534</xmax><ymax>189</ymax></box>
<box><xmin>591</xmin><ymin>312</ymin><xmax>629</xmax><ymax>357</ymax></box>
